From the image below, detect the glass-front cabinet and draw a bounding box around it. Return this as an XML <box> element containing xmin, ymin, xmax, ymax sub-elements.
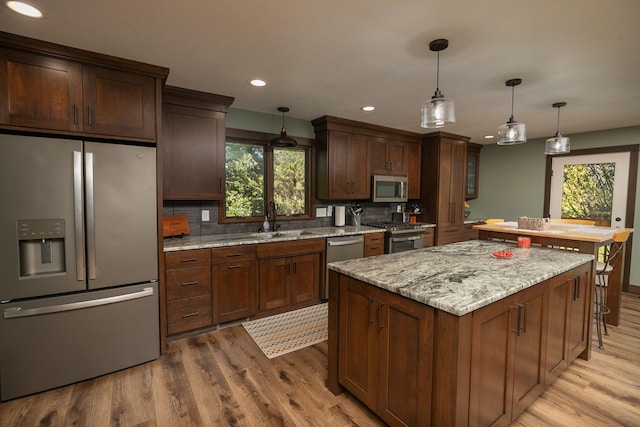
<box><xmin>466</xmin><ymin>143</ymin><xmax>482</xmax><ymax>199</ymax></box>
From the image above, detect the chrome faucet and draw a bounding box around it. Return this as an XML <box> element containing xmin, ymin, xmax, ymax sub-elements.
<box><xmin>269</xmin><ymin>200</ymin><xmax>278</xmax><ymax>231</ymax></box>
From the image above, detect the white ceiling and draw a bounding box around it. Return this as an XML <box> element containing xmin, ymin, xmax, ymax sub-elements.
<box><xmin>3</xmin><ymin>0</ymin><xmax>640</xmax><ymax>143</ymax></box>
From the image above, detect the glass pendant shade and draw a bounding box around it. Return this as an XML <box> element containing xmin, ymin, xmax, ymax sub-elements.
<box><xmin>420</xmin><ymin>39</ymin><xmax>455</xmax><ymax>128</ymax></box>
<box><xmin>544</xmin><ymin>102</ymin><xmax>570</xmax><ymax>155</ymax></box>
<box><xmin>497</xmin><ymin>118</ymin><xmax>526</xmax><ymax>145</ymax></box>
<box><xmin>421</xmin><ymin>96</ymin><xmax>455</xmax><ymax>128</ymax></box>
<box><xmin>497</xmin><ymin>79</ymin><xmax>526</xmax><ymax>145</ymax></box>
<box><xmin>545</xmin><ymin>134</ymin><xmax>570</xmax><ymax>154</ymax></box>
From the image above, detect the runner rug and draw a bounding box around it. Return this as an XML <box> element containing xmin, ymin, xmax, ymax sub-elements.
<box><xmin>242</xmin><ymin>303</ymin><xmax>328</xmax><ymax>359</ymax></box>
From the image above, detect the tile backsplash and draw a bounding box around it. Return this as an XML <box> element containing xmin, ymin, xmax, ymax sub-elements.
<box><xmin>162</xmin><ymin>200</ymin><xmax>407</xmax><ymax>237</ymax></box>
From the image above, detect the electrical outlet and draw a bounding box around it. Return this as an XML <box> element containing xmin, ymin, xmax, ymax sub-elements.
<box><xmin>327</xmin><ymin>205</ymin><xmax>333</xmax><ymax>216</ymax></box>
<box><xmin>201</xmin><ymin>210</ymin><xmax>210</xmax><ymax>222</ymax></box>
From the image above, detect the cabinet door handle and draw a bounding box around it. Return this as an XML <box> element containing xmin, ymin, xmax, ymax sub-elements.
<box><xmin>226</xmin><ymin>253</ymin><xmax>243</xmax><ymax>257</ymax></box>
<box><xmin>180</xmin><ymin>258</ymin><xmax>199</xmax><ymax>263</ymax></box>
<box><xmin>73</xmin><ymin>104</ymin><xmax>78</xmax><ymax>124</ymax></box>
<box><xmin>182</xmin><ymin>312</ymin><xmax>200</xmax><ymax>318</ymax></box>
<box><xmin>219</xmin><ymin>178</ymin><xmax>224</xmax><ymax>194</ymax></box>
<box><xmin>368</xmin><ymin>297</ymin><xmax>374</xmax><ymax>326</ymax></box>
<box><xmin>521</xmin><ymin>303</ymin><xmax>528</xmax><ymax>334</ymax></box>
<box><xmin>378</xmin><ymin>302</ymin><xmax>385</xmax><ymax>331</ymax></box>
<box><xmin>292</xmin><ymin>262</ymin><xmax>297</xmax><ymax>274</ymax></box>
<box><xmin>286</xmin><ymin>263</ymin><xmax>291</xmax><ymax>274</ymax></box>
<box><xmin>511</xmin><ymin>305</ymin><xmax>522</xmax><ymax>336</ymax></box>
<box><xmin>181</xmin><ymin>281</ymin><xmax>199</xmax><ymax>286</ymax></box>
<box><xmin>575</xmin><ymin>276</ymin><xmax>580</xmax><ymax>300</ymax></box>
<box><xmin>87</xmin><ymin>107</ymin><xmax>93</xmax><ymax>126</ymax></box>
<box><xmin>227</xmin><ymin>265</ymin><xmax>242</xmax><ymax>269</ymax></box>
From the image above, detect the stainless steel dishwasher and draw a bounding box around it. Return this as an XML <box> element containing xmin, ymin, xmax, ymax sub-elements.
<box><xmin>325</xmin><ymin>235</ymin><xmax>364</xmax><ymax>299</ymax></box>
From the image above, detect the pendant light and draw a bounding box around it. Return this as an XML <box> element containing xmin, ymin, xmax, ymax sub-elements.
<box><xmin>544</xmin><ymin>102</ymin><xmax>570</xmax><ymax>155</ymax></box>
<box><xmin>497</xmin><ymin>78</ymin><xmax>526</xmax><ymax>145</ymax></box>
<box><xmin>420</xmin><ymin>39</ymin><xmax>455</xmax><ymax>128</ymax></box>
<box><xmin>269</xmin><ymin>107</ymin><xmax>297</xmax><ymax>147</ymax></box>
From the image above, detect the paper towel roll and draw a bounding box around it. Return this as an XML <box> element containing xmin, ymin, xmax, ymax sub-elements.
<box><xmin>335</xmin><ymin>206</ymin><xmax>346</xmax><ymax>226</ymax></box>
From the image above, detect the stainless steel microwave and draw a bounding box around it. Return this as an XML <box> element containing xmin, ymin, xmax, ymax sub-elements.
<box><xmin>371</xmin><ymin>175</ymin><xmax>408</xmax><ymax>202</ymax></box>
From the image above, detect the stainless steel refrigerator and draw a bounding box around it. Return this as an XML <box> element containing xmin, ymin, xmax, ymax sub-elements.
<box><xmin>0</xmin><ymin>134</ymin><xmax>159</xmax><ymax>401</ymax></box>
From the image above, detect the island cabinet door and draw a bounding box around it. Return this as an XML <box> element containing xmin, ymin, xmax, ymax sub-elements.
<box><xmin>469</xmin><ymin>283</ymin><xmax>548</xmax><ymax>427</ymax></box>
<box><xmin>377</xmin><ymin>290</ymin><xmax>434</xmax><ymax>427</ymax></box>
<box><xmin>338</xmin><ymin>277</ymin><xmax>378</xmax><ymax>409</ymax></box>
<box><xmin>545</xmin><ymin>273</ymin><xmax>572</xmax><ymax>385</ymax></box>
<box><xmin>469</xmin><ymin>296</ymin><xmax>515</xmax><ymax>427</ymax></box>
<box><xmin>567</xmin><ymin>263</ymin><xmax>591</xmax><ymax>361</ymax></box>
<box><xmin>510</xmin><ymin>284</ymin><xmax>547</xmax><ymax>420</ymax></box>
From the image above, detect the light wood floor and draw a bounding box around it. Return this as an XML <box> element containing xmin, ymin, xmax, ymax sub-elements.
<box><xmin>1</xmin><ymin>294</ymin><xmax>639</xmax><ymax>426</ymax></box>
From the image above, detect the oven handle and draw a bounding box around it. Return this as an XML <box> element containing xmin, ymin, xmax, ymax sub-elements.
<box><xmin>390</xmin><ymin>235</ymin><xmax>422</xmax><ymax>242</ymax></box>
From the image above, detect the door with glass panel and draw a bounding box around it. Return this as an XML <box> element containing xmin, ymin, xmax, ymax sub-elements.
<box><xmin>549</xmin><ymin>152</ymin><xmax>630</xmax><ymax>228</ymax></box>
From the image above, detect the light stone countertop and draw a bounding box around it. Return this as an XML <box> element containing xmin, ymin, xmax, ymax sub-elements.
<box><xmin>163</xmin><ymin>225</ymin><xmax>390</xmax><ymax>252</ymax></box>
<box><xmin>328</xmin><ymin>239</ymin><xmax>594</xmax><ymax>316</ymax></box>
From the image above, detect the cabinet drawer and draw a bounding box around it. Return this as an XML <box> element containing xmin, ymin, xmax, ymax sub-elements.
<box><xmin>167</xmin><ymin>295</ymin><xmax>212</xmax><ymax>335</ymax></box>
<box><xmin>364</xmin><ymin>232</ymin><xmax>385</xmax><ymax>257</ymax></box>
<box><xmin>166</xmin><ymin>266</ymin><xmax>211</xmax><ymax>300</ymax></box>
<box><xmin>212</xmin><ymin>245</ymin><xmax>256</xmax><ymax>264</ymax></box>
<box><xmin>165</xmin><ymin>249</ymin><xmax>211</xmax><ymax>269</ymax></box>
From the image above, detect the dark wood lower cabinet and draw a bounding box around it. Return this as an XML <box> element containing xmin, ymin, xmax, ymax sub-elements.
<box><xmin>338</xmin><ymin>276</ymin><xmax>434</xmax><ymax>427</ymax></box>
<box><xmin>328</xmin><ymin>261</ymin><xmax>593</xmax><ymax>427</ymax></box>
<box><xmin>546</xmin><ymin>263</ymin><xmax>591</xmax><ymax>385</ymax></box>
<box><xmin>212</xmin><ymin>245</ymin><xmax>257</xmax><ymax>324</ymax></box>
<box><xmin>257</xmin><ymin>239</ymin><xmax>325</xmax><ymax>316</ymax></box>
<box><xmin>468</xmin><ymin>282</ymin><xmax>547</xmax><ymax>427</ymax></box>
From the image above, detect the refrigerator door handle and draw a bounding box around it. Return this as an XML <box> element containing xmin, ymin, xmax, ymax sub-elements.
<box><xmin>73</xmin><ymin>151</ymin><xmax>85</xmax><ymax>281</ymax></box>
<box><xmin>3</xmin><ymin>287</ymin><xmax>155</xmax><ymax>319</ymax></box>
<box><xmin>85</xmin><ymin>151</ymin><xmax>97</xmax><ymax>280</ymax></box>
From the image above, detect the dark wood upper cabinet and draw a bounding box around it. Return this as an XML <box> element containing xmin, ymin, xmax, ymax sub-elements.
<box><xmin>83</xmin><ymin>66</ymin><xmax>156</xmax><ymax>140</ymax></box>
<box><xmin>0</xmin><ymin>49</ymin><xmax>83</xmax><ymax>132</ymax></box>
<box><xmin>162</xmin><ymin>86</ymin><xmax>234</xmax><ymax>200</ymax></box>
<box><xmin>312</xmin><ymin>116</ymin><xmax>421</xmax><ymax>201</ymax></box>
<box><xmin>0</xmin><ymin>31</ymin><xmax>168</xmax><ymax>142</ymax></box>
<box><xmin>406</xmin><ymin>141</ymin><xmax>421</xmax><ymax>199</ymax></box>
<box><xmin>371</xmin><ymin>137</ymin><xmax>406</xmax><ymax>176</ymax></box>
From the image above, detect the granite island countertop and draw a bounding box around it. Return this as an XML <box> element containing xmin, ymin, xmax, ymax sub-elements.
<box><xmin>163</xmin><ymin>225</ymin><xmax>389</xmax><ymax>252</ymax></box>
<box><xmin>328</xmin><ymin>239</ymin><xmax>594</xmax><ymax>316</ymax></box>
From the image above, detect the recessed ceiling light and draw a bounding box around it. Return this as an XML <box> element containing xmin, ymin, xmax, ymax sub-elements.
<box><xmin>361</xmin><ymin>106</ymin><xmax>375</xmax><ymax>112</ymax></box>
<box><xmin>484</xmin><ymin>135</ymin><xmax>495</xmax><ymax>139</ymax></box>
<box><xmin>6</xmin><ymin>1</ymin><xmax>43</xmax><ymax>18</ymax></box>
<box><xmin>250</xmin><ymin>79</ymin><xmax>266</xmax><ymax>87</ymax></box>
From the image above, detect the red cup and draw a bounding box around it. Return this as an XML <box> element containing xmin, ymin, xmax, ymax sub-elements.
<box><xmin>517</xmin><ymin>237</ymin><xmax>531</xmax><ymax>248</ymax></box>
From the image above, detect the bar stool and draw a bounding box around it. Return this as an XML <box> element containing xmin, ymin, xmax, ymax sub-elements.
<box><xmin>594</xmin><ymin>229</ymin><xmax>631</xmax><ymax>348</ymax></box>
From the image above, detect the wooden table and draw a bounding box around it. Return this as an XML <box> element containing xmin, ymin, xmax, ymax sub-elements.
<box><xmin>474</xmin><ymin>221</ymin><xmax>634</xmax><ymax>327</ymax></box>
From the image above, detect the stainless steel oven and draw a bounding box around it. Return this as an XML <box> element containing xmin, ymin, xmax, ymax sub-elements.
<box><xmin>363</xmin><ymin>222</ymin><xmax>429</xmax><ymax>254</ymax></box>
<box><xmin>387</xmin><ymin>231</ymin><xmax>424</xmax><ymax>253</ymax></box>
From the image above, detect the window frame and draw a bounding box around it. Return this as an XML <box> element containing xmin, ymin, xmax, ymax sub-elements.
<box><xmin>219</xmin><ymin>128</ymin><xmax>315</xmax><ymax>224</ymax></box>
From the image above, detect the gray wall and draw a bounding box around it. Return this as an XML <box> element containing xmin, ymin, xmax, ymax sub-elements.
<box><xmin>467</xmin><ymin>126</ymin><xmax>640</xmax><ymax>287</ymax></box>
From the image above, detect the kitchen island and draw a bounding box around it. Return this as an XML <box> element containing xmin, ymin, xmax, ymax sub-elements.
<box><xmin>327</xmin><ymin>240</ymin><xmax>594</xmax><ymax>427</ymax></box>
<box><xmin>473</xmin><ymin>220</ymin><xmax>634</xmax><ymax>326</ymax></box>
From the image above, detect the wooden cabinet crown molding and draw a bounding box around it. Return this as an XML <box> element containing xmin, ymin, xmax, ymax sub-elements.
<box><xmin>311</xmin><ymin>115</ymin><xmax>422</xmax><ymax>143</ymax></box>
<box><xmin>163</xmin><ymin>85</ymin><xmax>234</xmax><ymax>112</ymax></box>
<box><xmin>0</xmin><ymin>31</ymin><xmax>169</xmax><ymax>79</ymax></box>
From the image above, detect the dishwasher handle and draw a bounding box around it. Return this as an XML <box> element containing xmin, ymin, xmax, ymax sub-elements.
<box><xmin>3</xmin><ymin>287</ymin><xmax>155</xmax><ymax>319</ymax></box>
<box><xmin>327</xmin><ymin>237</ymin><xmax>364</xmax><ymax>247</ymax></box>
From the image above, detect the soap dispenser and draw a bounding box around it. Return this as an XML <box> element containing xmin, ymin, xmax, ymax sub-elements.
<box><xmin>263</xmin><ymin>216</ymin><xmax>270</xmax><ymax>232</ymax></box>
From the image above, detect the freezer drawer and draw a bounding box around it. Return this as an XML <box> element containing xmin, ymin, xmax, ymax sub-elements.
<box><xmin>0</xmin><ymin>282</ymin><xmax>159</xmax><ymax>401</ymax></box>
